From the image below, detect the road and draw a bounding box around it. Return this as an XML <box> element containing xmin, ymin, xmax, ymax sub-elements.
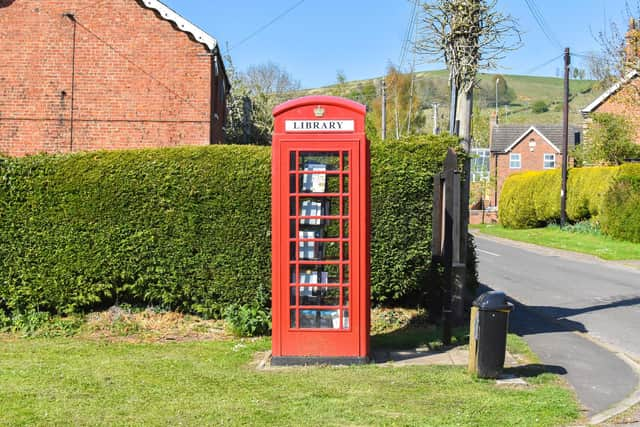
<box><xmin>475</xmin><ymin>234</ymin><xmax>640</xmax><ymax>416</ymax></box>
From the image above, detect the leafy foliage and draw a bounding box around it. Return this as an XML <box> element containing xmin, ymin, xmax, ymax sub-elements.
<box><xmin>574</xmin><ymin>113</ymin><xmax>640</xmax><ymax>165</ymax></box>
<box><xmin>499</xmin><ymin>167</ymin><xmax>622</xmax><ymax>228</ymax></box>
<box><xmin>0</xmin><ymin>138</ymin><xmax>477</xmax><ymax>316</ymax></box>
<box><xmin>370</xmin><ymin>134</ymin><xmax>478</xmax><ymax>305</ymax></box>
<box><xmin>0</xmin><ymin>146</ymin><xmax>272</xmax><ymax>318</ymax></box>
<box><xmin>224</xmin><ymin>304</ymin><xmax>271</xmax><ymax>337</ymax></box>
<box><xmin>531</xmin><ymin>100</ymin><xmax>549</xmax><ymax>113</ymax></box>
<box><xmin>600</xmin><ymin>164</ymin><xmax>640</xmax><ymax>243</ymax></box>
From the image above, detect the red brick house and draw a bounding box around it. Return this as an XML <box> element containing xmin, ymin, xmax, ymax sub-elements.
<box><xmin>581</xmin><ymin>18</ymin><xmax>640</xmax><ymax>145</ymax></box>
<box><xmin>489</xmin><ymin>118</ymin><xmax>581</xmax><ymax>206</ymax></box>
<box><xmin>0</xmin><ymin>0</ymin><xmax>229</xmax><ymax>157</ymax></box>
<box><xmin>581</xmin><ymin>70</ymin><xmax>640</xmax><ymax>144</ymax></box>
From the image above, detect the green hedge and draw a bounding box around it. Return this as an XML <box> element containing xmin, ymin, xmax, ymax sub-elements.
<box><xmin>600</xmin><ymin>164</ymin><xmax>640</xmax><ymax>243</ymax></box>
<box><xmin>0</xmin><ymin>136</ymin><xmax>474</xmax><ymax>317</ymax></box>
<box><xmin>499</xmin><ymin>167</ymin><xmax>620</xmax><ymax>228</ymax></box>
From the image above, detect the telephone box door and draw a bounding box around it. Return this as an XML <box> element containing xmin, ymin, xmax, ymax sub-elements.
<box><xmin>271</xmin><ymin>97</ymin><xmax>370</xmax><ymax>364</ymax></box>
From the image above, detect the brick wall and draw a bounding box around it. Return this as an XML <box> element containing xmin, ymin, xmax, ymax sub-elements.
<box><xmin>492</xmin><ymin>129</ymin><xmax>563</xmax><ymax>204</ymax></box>
<box><xmin>592</xmin><ymin>78</ymin><xmax>640</xmax><ymax>145</ymax></box>
<box><xmin>0</xmin><ymin>0</ymin><xmax>224</xmax><ymax>157</ymax></box>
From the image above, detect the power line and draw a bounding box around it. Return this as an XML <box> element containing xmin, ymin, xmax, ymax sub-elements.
<box><xmin>399</xmin><ymin>0</ymin><xmax>419</xmax><ymax>70</ymax></box>
<box><xmin>524</xmin><ymin>53</ymin><xmax>564</xmax><ymax>75</ymax></box>
<box><xmin>524</xmin><ymin>0</ymin><xmax>563</xmax><ymax>49</ymax></box>
<box><xmin>230</xmin><ymin>0</ymin><xmax>305</xmax><ymax>52</ymax></box>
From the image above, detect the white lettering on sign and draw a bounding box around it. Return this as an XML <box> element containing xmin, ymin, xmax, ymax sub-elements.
<box><xmin>285</xmin><ymin>120</ymin><xmax>355</xmax><ymax>132</ymax></box>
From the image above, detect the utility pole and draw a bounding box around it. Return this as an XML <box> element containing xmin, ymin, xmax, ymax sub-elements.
<box><xmin>495</xmin><ymin>77</ymin><xmax>500</xmax><ymax>117</ymax></box>
<box><xmin>561</xmin><ymin>47</ymin><xmax>570</xmax><ymax>227</ymax></box>
<box><xmin>381</xmin><ymin>79</ymin><xmax>387</xmax><ymax>141</ymax></box>
<box><xmin>432</xmin><ymin>103</ymin><xmax>440</xmax><ymax>134</ymax></box>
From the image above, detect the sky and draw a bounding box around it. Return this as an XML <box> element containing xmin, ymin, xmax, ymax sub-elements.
<box><xmin>161</xmin><ymin>0</ymin><xmax>634</xmax><ymax>89</ymax></box>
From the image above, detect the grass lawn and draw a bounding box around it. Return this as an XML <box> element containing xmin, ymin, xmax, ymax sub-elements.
<box><xmin>473</xmin><ymin>224</ymin><xmax>640</xmax><ymax>261</ymax></box>
<box><xmin>0</xmin><ymin>312</ymin><xmax>580</xmax><ymax>427</ymax></box>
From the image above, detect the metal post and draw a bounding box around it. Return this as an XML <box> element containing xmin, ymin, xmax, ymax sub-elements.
<box><xmin>432</xmin><ymin>103</ymin><xmax>439</xmax><ymax>135</ymax></box>
<box><xmin>561</xmin><ymin>48</ymin><xmax>570</xmax><ymax>227</ymax></box>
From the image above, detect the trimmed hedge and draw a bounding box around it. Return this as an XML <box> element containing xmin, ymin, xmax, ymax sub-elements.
<box><xmin>600</xmin><ymin>164</ymin><xmax>640</xmax><ymax>243</ymax></box>
<box><xmin>499</xmin><ymin>167</ymin><xmax>620</xmax><ymax>228</ymax></box>
<box><xmin>0</xmin><ymin>136</ymin><xmax>474</xmax><ymax>317</ymax></box>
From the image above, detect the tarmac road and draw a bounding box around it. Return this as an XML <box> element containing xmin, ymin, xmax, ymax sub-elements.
<box><xmin>475</xmin><ymin>233</ymin><xmax>640</xmax><ymax>416</ymax></box>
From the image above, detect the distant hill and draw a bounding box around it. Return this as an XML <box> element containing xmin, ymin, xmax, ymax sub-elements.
<box><xmin>301</xmin><ymin>70</ymin><xmax>601</xmax><ymax>147</ymax></box>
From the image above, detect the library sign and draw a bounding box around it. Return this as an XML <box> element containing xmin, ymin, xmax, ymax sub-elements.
<box><xmin>285</xmin><ymin>120</ymin><xmax>355</xmax><ymax>132</ymax></box>
<box><xmin>271</xmin><ymin>96</ymin><xmax>371</xmax><ymax>366</ymax></box>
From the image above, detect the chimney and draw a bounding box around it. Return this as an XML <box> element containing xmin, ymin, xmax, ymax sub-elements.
<box><xmin>489</xmin><ymin>111</ymin><xmax>499</xmax><ymax>150</ymax></box>
<box><xmin>625</xmin><ymin>17</ymin><xmax>639</xmax><ymax>67</ymax></box>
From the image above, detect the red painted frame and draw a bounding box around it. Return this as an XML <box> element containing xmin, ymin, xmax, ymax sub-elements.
<box><xmin>271</xmin><ymin>96</ymin><xmax>370</xmax><ymax>361</ymax></box>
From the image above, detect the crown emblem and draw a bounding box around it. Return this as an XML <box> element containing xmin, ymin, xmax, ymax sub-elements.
<box><xmin>314</xmin><ymin>106</ymin><xmax>325</xmax><ymax>117</ymax></box>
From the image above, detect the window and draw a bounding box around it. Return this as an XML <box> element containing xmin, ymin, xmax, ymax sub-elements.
<box><xmin>471</xmin><ymin>148</ymin><xmax>490</xmax><ymax>182</ymax></box>
<box><xmin>543</xmin><ymin>153</ymin><xmax>556</xmax><ymax>169</ymax></box>
<box><xmin>509</xmin><ymin>153</ymin><xmax>521</xmax><ymax>169</ymax></box>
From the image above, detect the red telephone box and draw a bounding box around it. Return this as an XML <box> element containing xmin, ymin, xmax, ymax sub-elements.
<box><xmin>271</xmin><ymin>96</ymin><xmax>370</xmax><ymax>365</ymax></box>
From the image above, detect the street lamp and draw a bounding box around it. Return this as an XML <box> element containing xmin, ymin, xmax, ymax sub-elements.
<box><xmin>495</xmin><ymin>77</ymin><xmax>500</xmax><ymax>116</ymax></box>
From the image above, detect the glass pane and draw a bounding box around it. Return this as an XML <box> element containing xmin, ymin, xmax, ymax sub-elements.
<box><xmin>290</xmin><ymin>265</ymin><xmax>296</xmax><ymax>284</ymax></box>
<box><xmin>343</xmin><ymin>264</ymin><xmax>350</xmax><ymax>284</ymax></box>
<box><xmin>343</xmin><ymin>287</ymin><xmax>349</xmax><ymax>306</ymax></box>
<box><xmin>299</xmin><ymin>173</ymin><xmax>339</xmax><ymax>194</ymax></box>
<box><xmin>290</xmin><ymin>242</ymin><xmax>296</xmax><ymax>261</ymax></box>
<box><xmin>290</xmin><ymin>287</ymin><xmax>297</xmax><ymax>306</ymax></box>
<box><xmin>299</xmin><ymin>309</ymin><xmax>341</xmax><ymax>329</ymax></box>
<box><xmin>289</xmin><ymin>220</ymin><xmax>296</xmax><ymax>238</ymax></box>
<box><xmin>342</xmin><ymin>175</ymin><xmax>349</xmax><ymax>194</ymax></box>
<box><xmin>299</xmin><ymin>152</ymin><xmax>340</xmax><ymax>171</ymax></box>
<box><xmin>299</xmin><ymin>197</ymin><xmax>339</xmax><ymax>219</ymax></box>
<box><xmin>342</xmin><ymin>152</ymin><xmax>349</xmax><ymax>171</ymax></box>
<box><xmin>321</xmin><ymin>220</ymin><xmax>341</xmax><ymax>238</ymax></box>
<box><xmin>299</xmin><ymin>232</ymin><xmax>320</xmax><ymax>260</ymax></box>
<box><xmin>323</xmin><ymin>241</ymin><xmax>341</xmax><ymax>260</ymax></box>
<box><xmin>289</xmin><ymin>197</ymin><xmax>296</xmax><ymax>216</ymax></box>
<box><xmin>342</xmin><ymin>310</ymin><xmax>350</xmax><ymax>329</ymax></box>
<box><xmin>299</xmin><ymin>219</ymin><xmax>341</xmax><ymax>239</ymax></box>
<box><xmin>290</xmin><ymin>174</ymin><xmax>296</xmax><ymax>193</ymax></box>
<box><xmin>290</xmin><ymin>152</ymin><xmax>296</xmax><ymax>171</ymax></box>
<box><xmin>299</xmin><ymin>286</ymin><xmax>340</xmax><ymax>306</ymax></box>
<box><xmin>342</xmin><ymin>242</ymin><xmax>349</xmax><ymax>260</ymax></box>
<box><xmin>342</xmin><ymin>197</ymin><xmax>349</xmax><ymax>216</ymax></box>
<box><xmin>290</xmin><ymin>309</ymin><xmax>297</xmax><ymax>328</ymax></box>
<box><xmin>298</xmin><ymin>264</ymin><xmax>340</xmax><ymax>284</ymax></box>
<box><xmin>342</xmin><ymin>220</ymin><xmax>349</xmax><ymax>238</ymax></box>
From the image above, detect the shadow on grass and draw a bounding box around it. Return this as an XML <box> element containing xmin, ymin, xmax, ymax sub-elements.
<box><xmin>504</xmin><ymin>364</ymin><xmax>567</xmax><ymax>378</ymax></box>
<box><xmin>371</xmin><ymin>312</ymin><xmax>470</xmax><ymax>351</ymax></box>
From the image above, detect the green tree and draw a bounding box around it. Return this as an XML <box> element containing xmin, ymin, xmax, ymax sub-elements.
<box><xmin>531</xmin><ymin>100</ymin><xmax>549</xmax><ymax>113</ymax></box>
<box><xmin>574</xmin><ymin>113</ymin><xmax>640</xmax><ymax>165</ymax></box>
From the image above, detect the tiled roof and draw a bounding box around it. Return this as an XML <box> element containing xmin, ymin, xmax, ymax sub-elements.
<box><xmin>141</xmin><ymin>0</ymin><xmax>217</xmax><ymax>51</ymax></box>
<box><xmin>490</xmin><ymin>124</ymin><xmax>582</xmax><ymax>153</ymax></box>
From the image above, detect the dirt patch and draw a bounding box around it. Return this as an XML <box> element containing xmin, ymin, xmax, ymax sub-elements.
<box><xmin>80</xmin><ymin>306</ymin><xmax>230</xmax><ymax>343</ymax></box>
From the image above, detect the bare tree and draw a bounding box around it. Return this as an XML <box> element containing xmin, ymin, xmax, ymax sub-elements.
<box><xmin>225</xmin><ymin>61</ymin><xmax>300</xmax><ymax>145</ymax></box>
<box><xmin>415</xmin><ymin>0</ymin><xmax>521</xmax><ymax>97</ymax></box>
<box><xmin>590</xmin><ymin>1</ymin><xmax>640</xmax><ymax>85</ymax></box>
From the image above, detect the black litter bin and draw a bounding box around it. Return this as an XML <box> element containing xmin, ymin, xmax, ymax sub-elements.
<box><xmin>469</xmin><ymin>291</ymin><xmax>514</xmax><ymax>379</ymax></box>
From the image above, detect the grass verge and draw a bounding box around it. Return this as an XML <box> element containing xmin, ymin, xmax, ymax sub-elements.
<box><xmin>0</xmin><ymin>309</ymin><xmax>580</xmax><ymax>426</ymax></box>
<box><xmin>473</xmin><ymin>224</ymin><xmax>640</xmax><ymax>261</ymax></box>
<box><xmin>0</xmin><ymin>334</ymin><xmax>579</xmax><ymax>426</ymax></box>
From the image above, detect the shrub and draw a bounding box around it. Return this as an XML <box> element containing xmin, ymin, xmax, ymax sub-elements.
<box><xmin>531</xmin><ymin>100</ymin><xmax>549</xmax><ymax>113</ymax></box>
<box><xmin>369</xmin><ymin>134</ymin><xmax>477</xmax><ymax>305</ymax></box>
<box><xmin>566</xmin><ymin>166</ymin><xmax>619</xmax><ymax>220</ymax></box>
<box><xmin>0</xmin><ymin>137</ymin><xmax>477</xmax><ymax>316</ymax></box>
<box><xmin>499</xmin><ymin>166</ymin><xmax>620</xmax><ymax>228</ymax></box>
<box><xmin>0</xmin><ymin>146</ymin><xmax>272</xmax><ymax>318</ymax></box>
<box><xmin>600</xmin><ymin>164</ymin><xmax>640</xmax><ymax>243</ymax></box>
<box><xmin>224</xmin><ymin>304</ymin><xmax>272</xmax><ymax>337</ymax></box>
